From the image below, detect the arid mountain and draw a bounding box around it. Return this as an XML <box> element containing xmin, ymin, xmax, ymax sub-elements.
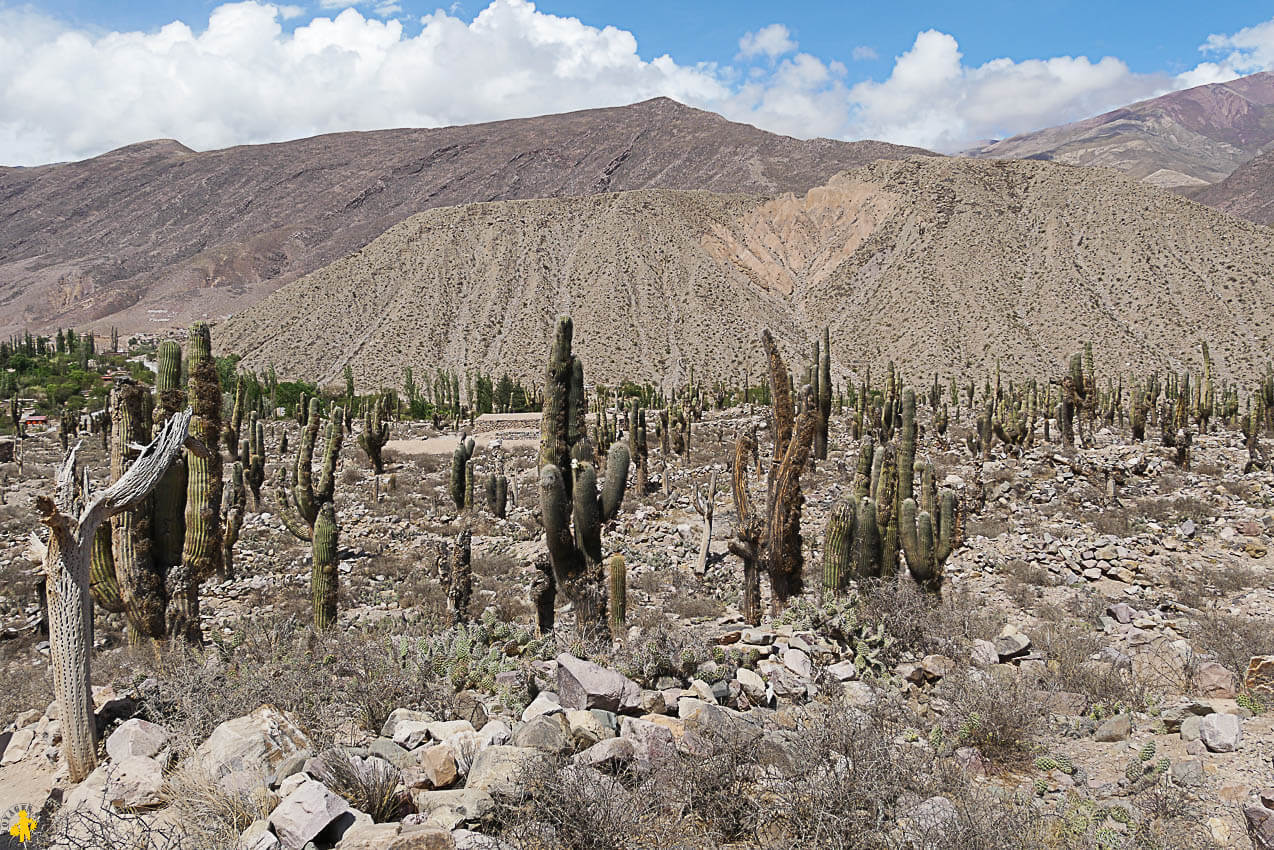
<box><xmin>218</xmin><ymin>157</ymin><xmax>1274</xmax><ymax>389</ymax></box>
<box><xmin>966</xmin><ymin>72</ymin><xmax>1274</xmax><ymax>189</ymax></box>
<box><xmin>1191</xmin><ymin>146</ymin><xmax>1274</xmax><ymax>225</ymax></box>
<box><xmin>0</xmin><ymin>98</ymin><xmax>931</xmax><ymax>338</ymax></box>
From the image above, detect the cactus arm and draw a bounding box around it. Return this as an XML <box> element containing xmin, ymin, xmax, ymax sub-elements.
<box><xmin>539</xmin><ymin>464</ymin><xmax>579</xmax><ymax>578</ymax></box>
<box><xmin>274</xmin><ymin>468</ymin><xmax>315</xmax><ymax>542</ymax></box>
<box><xmin>600</xmin><ymin>442</ymin><xmax>630</xmax><ymax>522</ymax></box>
<box><xmin>571</xmin><ymin>462</ymin><xmax>603</xmax><ymax>564</ymax></box>
<box><xmin>314</xmin><ymin>407</ymin><xmax>343</xmax><ymax>506</ymax></box>
<box><xmin>294</xmin><ymin>398</ymin><xmax>321</xmax><ymax>525</ymax></box>
<box><xmin>762</xmin><ymin>330</ymin><xmax>794</xmax><ymax>461</ymax></box>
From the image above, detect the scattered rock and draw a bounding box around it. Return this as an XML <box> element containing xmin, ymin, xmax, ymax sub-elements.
<box><xmin>1094</xmin><ymin>714</ymin><xmax>1131</xmax><ymax>742</ymax></box>
<box><xmin>1200</xmin><ymin>713</ymin><xmax>1243</xmax><ymax>753</ymax></box>
<box><xmin>555</xmin><ymin>654</ymin><xmax>642</xmax><ymax>714</ymax></box>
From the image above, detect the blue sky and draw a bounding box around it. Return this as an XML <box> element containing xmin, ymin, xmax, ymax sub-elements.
<box><xmin>25</xmin><ymin>0</ymin><xmax>1268</xmax><ymax>73</ymax></box>
<box><xmin>2</xmin><ymin>0</ymin><xmax>1273</xmax><ymax>165</ymax></box>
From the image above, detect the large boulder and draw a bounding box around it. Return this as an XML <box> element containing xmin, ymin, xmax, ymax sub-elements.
<box><xmin>197</xmin><ymin>705</ymin><xmax>312</xmax><ymax>781</ymax></box>
<box><xmin>1246</xmin><ymin>804</ymin><xmax>1274</xmax><ymax>850</ymax></box>
<box><xmin>105</xmin><ymin>756</ymin><xmax>166</xmax><ymax>809</ymax></box>
<box><xmin>410</xmin><ymin>789</ymin><xmax>495</xmax><ymax>830</ymax></box>
<box><xmin>1200</xmin><ymin>713</ymin><xmax>1243</xmax><ymax>753</ymax></box>
<box><xmin>464</xmin><ymin>747</ymin><xmax>545</xmax><ymax>799</ymax></box>
<box><xmin>618</xmin><ymin>716</ymin><xmax>676</xmax><ymax>763</ymax></box>
<box><xmin>512</xmin><ymin>715</ymin><xmax>571</xmax><ymax>755</ymax></box>
<box><xmin>555</xmin><ymin>654</ymin><xmax>642</xmax><ymax>714</ymax></box>
<box><xmin>106</xmin><ymin>719</ymin><xmax>170</xmax><ymax>762</ymax></box>
<box><xmin>1193</xmin><ymin>662</ymin><xmax>1236</xmax><ymax>698</ymax></box>
<box><xmin>267</xmin><ymin>779</ymin><xmax>352</xmax><ymax>850</ymax></box>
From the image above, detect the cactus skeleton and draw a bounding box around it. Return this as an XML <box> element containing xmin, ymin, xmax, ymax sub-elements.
<box><xmin>37</xmin><ymin>410</ymin><xmax>201</xmax><ymax>782</ymax></box>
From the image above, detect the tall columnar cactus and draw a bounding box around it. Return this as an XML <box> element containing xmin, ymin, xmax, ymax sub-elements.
<box><xmin>900</xmin><ymin>487</ymin><xmax>956</xmax><ymax>594</ymax></box>
<box><xmin>822</xmin><ymin>500</ymin><xmax>854</xmax><ymax>595</ymax></box>
<box><xmin>358</xmin><ymin>393</ymin><xmax>391</xmax><ymax>474</ymax></box>
<box><xmin>243</xmin><ymin>413</ymin><xmax>265</xmax><ymax>509</ymax></box>
<box><xmin>813</xmin><ymin>326</ymin><xmax>832</xmax><ymax>460</ymax></box>
<box><xmin>627</xmin><ymin>398</ymin><xmax>648</xmax><ymax>493</ymax></box>
<box><xmin>609</xmin><ymin>554</ymin><xmax>626</xmax><ymax>637</ymax></box>
<box><xmin>492</xmin><ymin>473</ymin><xmax>509</xmax><ymax>519</ymax></box>
<box><xmin>729</xmin><ymin>330</ymin><xmax>816</xmax><ymax>622</ymax></box>
<box><xmin>451</xmin><ymin>437</ymin><xmax>475</xmax><ymax>510</ymax></box>
<box><xmin>276</xmin><ymin>398</ymin><xmax>345</xmax><ymax>629</ymax></box>
<box><xmin>1130</xmin><ymin>386</ymin><xmax>1149</xmax><ymax>442</ymax></box>
<box><xmin>834</xmin><ymin>385</ymin><xmax>960</xmax><ymax>593</ymax></box>
<box><xmin>109</xmin><ymin>378</ymin><xmax>168</xmax><ymax>644</ymax></box>
<box><xmin>170</xmin><ymin>323</ymin><xmax>223</xmax><ymax>643</ymax></box>
<box><xmin>152</xmin><ymin>340</ymin><xmax>187</xmax><ymax>591</ymax></box>
<box><xmin>537</xmin><ymin>316</ymin><xmax>630</xmax><ymax>640</ymax></box>
<box><xmin>224</xmin><ymin>373</ymin><xmax>245</xmax><ymax>461</ymax></box>
<box><xmin>221</xmin><ymin>463</ymin><xmax>245</xmax><ymax>578</ymax></box>
<box><xmin>37</xmin><ymin>411</ymin><xmax>198</xmax><ymax>782</ymax></box>
<box><xmin>448</xmin><ymin>527</ymin><xmax>472</xmax><ymax>625</ymax></box>
<box><xmin>312</xmin><ymin>503</ymin><xmax>338</xmax><ymax>629</ymax></box>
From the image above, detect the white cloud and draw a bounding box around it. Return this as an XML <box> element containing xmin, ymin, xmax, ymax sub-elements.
<box><xmin>851</xmin><ymin>45</ymin><xmax>877</xmax><ymax>61</ymax></box>
<box><xmin>1177</xmin><ymin>19</ymin><xmax>1274</xmax><ymax>87</ymax></box>
<box><xmin>1</xmin><ymin>3</ymin><xmax>1273</xmax><ymax>165</ymax></box>
<box><xmin>843</xmin><ymin>30</ymin><xmax>1176</xmax><ymax>150</ymax></box>
<box><xmin>737</xmin><ymin>24</ymin><xmax>796</xmax><ymax>60</ymax></box>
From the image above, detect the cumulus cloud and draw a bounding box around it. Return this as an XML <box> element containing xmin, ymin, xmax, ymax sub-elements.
<box><xmin>1177</xmin><ymin>18</ymin><xmax>1274</xmax><ymax>87</ymax></box>
<box><xmin>843</xmin><ymin>30</ymin><xmax>1176</xmax><ymax>150</ymax></box>
<box><xmin>737</xmin><ymin>24</ymin><xmax>796</xmax><ymax>60</ymax></box>
<box><xmin>1</xmin><ymin>3</ymin><xmax>1273</xmax><ymax>165</ymax></box>
<box><xmin>851</xmin><ymin>46</ymin><xmax>877</xmax><ymax>61</ymax></box>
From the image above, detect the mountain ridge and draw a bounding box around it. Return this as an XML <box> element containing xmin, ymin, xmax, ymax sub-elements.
<box><xmin>217</xmin><ymin>156</ymin><xmax>1274</xmax><ymax>389</ymax></box>
<box><xmin>0</xmin><ymin>97</ymin><xmax>932</xmax><ymax>337</ymax></box>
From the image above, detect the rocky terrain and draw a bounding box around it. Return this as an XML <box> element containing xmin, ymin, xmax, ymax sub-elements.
<box><xmin>219</xmin><ymin>156</ymin><xmax>1274</xmax><ymax>389</ymax></box>
<box><xmin>0</xmin><ymin>329</ymin><xmax>1272</xmax><ymax>848</ymax></box>
<box><xmin>0</xmin><ymin>98</ymin><xmax>930</xmax><ymax>338</ymax></box>
<box><xmin>967</xmin><ymin>72</ymin><xmax>1274</xmax><ymax>190</ymax></box>
<box><xmin>1193</xmin><ymin>147</ymin><xmax>1274</xmax><ymax>225</ymax></box>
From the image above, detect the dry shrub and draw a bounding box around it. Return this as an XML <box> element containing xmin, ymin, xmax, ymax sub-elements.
<box><xmin>493</xmin><ymin>757</ymin><xmax>691</xmax><ymax>850</ymax></box>
<box><xmin>855</xmin><ymin>579</ymin><xmax>1001</xmax><ymax>665</ymax></box>
<box><xmin>1092</xmin><ymin>507</ymin><xmax>1132</xmax><ymax>537</ymax></box>
<box><xmin>310</xmin><ymin>749</ymin><xmax>409</xmax><ymax>822</ymax></box>
<box><xmin>1188</xmin><ymin>605</ymin><xmax>1274</xmax><ymax>678</ymax></box>
<box><xmin>1033</xmin><ymin>621</ymin><xmax>1152</xmax><ymax>712</ymax></box>
<box><xmin>496</xmin><ymin>691</ymin><xmax>1049</xmax><ymax>850</ymax></box>
<box><xmin>663</xmin><ymin>589</ymin><xmax>725</xmax><ymax>620</ymax></box>
<box><xmin>0</xmin><ymin>641</ymin><xmax>52</xmax><ymax>726</ymax></box>
<box><xmin>933</xmin><ymin>667</ymin><xmax>1048</xmax><ymax>763</ymax></box>
<box><xmin>473</xmin><ymin>552</ymin><xmax>518</xmax><ymax>578</ymax></box>
<box><xmin>161</xmin><ymin>762</ymin><xmax>273</xmax><ymax>848</ymax></box>
<box><xmin>139</xmin><ymin>616</ymin><xmax>448</xmax><ymax>753</ymax></box>
<box><xmin>631</xmin><ymin>570</ymin><xmax>663</xmax><ymax>594</ymax></box>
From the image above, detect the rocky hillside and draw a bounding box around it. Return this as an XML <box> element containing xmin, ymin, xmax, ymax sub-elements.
<box><xmin>1191</xmin><ymin>146</ymin><xmax>1274</xmax><ymax>225</ymax></box>
<box><xmin>966</xmin><ymin>72</ymin><xmax>1274</xmax><ymax>190</ymax></box>
<box><xmin>0</xmin><ymin>98</ymin><xmax>931</xmax><ymax>338</ymax></box>
<box><xmin>218</xmin><ymin>156</ymin><xmax>1274</xmax><ymax>388</ymax></box>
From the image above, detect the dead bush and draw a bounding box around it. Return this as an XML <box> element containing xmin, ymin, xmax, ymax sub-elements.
<box><xmin>161</xmin><ymin>762</ymin><xmax>273</xmax><ymax>848</ymax></box>
<box><xmin>663</xmin><ymin>589</ymin><xmax>725</xmax><ymax>620</ymax></box>
<box><xmin>310</xmin><ymin>748</ymin><xmax>410</xmax><ymax>822</ymax></box>
<box><xmin>933</xmin><ymin>667</ymin><xmax>1048</xmax><ymax>763</ymax></box>
<box><xmin>1188</xmin><ymin>605</ymin><xmax>1274</xmax><ymax>678</ymax></box>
